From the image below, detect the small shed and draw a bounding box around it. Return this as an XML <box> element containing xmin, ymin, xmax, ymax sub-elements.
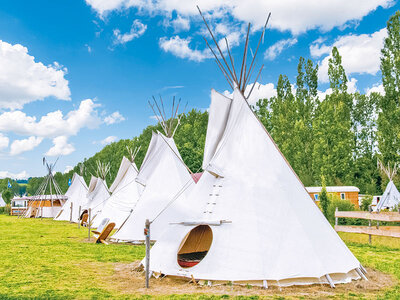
<box><xmin>306</xmin><ymin>186</ymin><xmax>360</xmax><ymax>208</ymax></box>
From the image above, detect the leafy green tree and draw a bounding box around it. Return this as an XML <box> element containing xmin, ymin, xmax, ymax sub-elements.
<box><xmin>2</xmin><ymin>190</ymin><xmax>12</xmax><ymax>204</ymax></box>
<box><xmin>378</xmin><ymin>11</ymin><xmax>400</xmax><ymax>165</ymax></box>
<box><xmin>360</xmin><ymin>195</ymin><xmax>373</xmax><ymax>211</ymax></box>
<box><xmin>319</xmin><ymin>176</ymin><xmax>330</xmax><ymax>218</ymax></box>
<box><xmin>313</xmin><ymin>47</ymin><xmax>353</xmax><ymax>185</ymax></box>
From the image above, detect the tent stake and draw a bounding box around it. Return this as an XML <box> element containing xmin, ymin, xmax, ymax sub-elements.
<box><xmin>325</xmin><ymin>274</ymin><xmax>335</xmax><ymax>288</ymax></box>
<box><xmin>145</xmin><ymin>219</ymin><xmax>150</xmax><ymax>288</ymax></box>
<box><xmin>356</xmin><ymin>268</ymin><xmax>368</xmax><ymax>281</ymax></box>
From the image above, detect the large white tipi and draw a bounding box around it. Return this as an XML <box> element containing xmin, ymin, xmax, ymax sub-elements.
<box><xmin>92</xmin><ymin>156</ymin><xmax>142</xmax><ymax>228</ymax></box>
<box><xmin>112</xmin><ymin>98</ymin><xmax>194</xmax><ymax>242</ymax></box>
<box><xmin>146</xmin><ymin>12</ymin><xmax>364</xmax><ymax>287</ymax></box>
<box><xmin>148</xmin><ymin>88</ymin><xmax>363</xmax><ymax>287</ymax></box>
<box><xmin>54</xmin><ymin>173</ymin><xmax>89</xmax><ymax>222</ymax></box>
<box><xmin>376</xmin><ymin>160</ymin><xmax>400</xmax><ymax>211</ymax></box>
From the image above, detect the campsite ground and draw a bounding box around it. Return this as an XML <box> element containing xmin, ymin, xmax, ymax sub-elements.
<box><xmin>0</xmin><ymin>215</ymin><xmax>399</xmax><ymax>299</ymax></box>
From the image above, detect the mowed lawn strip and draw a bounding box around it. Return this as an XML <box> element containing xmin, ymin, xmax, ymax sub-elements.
<box><xmin>1</xmin><ymin>215</ymin><xmax>400</xmax><ymax>299</ymax></box>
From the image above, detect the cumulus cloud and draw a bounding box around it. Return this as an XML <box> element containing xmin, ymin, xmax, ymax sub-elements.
<box><xmin>159</xmin><ymin>36</ymin><xmax>210</xmax><ymax>62</ymax></box>
<box><xmin>85</xmin><ymin>0</ymin><xmax>393</xmax><ymax>34</ymax></box>
<box><xmin>317</xmin><ymin>77</ymin><xmax>358</xmax><ymax>101</ymax></box>
<box><xmin>224</xmin><ymin>82</ymin><xmax>277</xmax><ymax>105</ymax></box>
<box><xmin>366</xmin><ymin>83</ymin><xmax>385</xmax><ymax>96</ymax></box>
<box><xmin>171</xmin><ymin>15</ymin><xmax>190</xmax><ymax>32</ymax></box>
<box><xmin>45</xmin><ymin>136</ymin><xmax>75</xmax><ymax>156</ymax></box>
<box><xmin>63</xmin><ymin>165</ymin><xmax>73</xmax><ymax>174</ymax></box>
<box><xmin>104</xmin><ymin>111</ymin><xmax>125</xmax><ymax>125</ymax></box>
<box><xmin>0</xmin><ymin>40</ymin><xmax>70</xmax><ymax>110</ymax></box>
<box><xmin>10</xmin><ymin>136</ymin><xmax>43</xmax><ymax>156</ymax></box>
<box><xmin>0</xmin><ymin>99</ymin><xmax>101</xmax><ymax>138</ymax></box>
<box><xmin>0</xmin><ymin>133</ymin><xmax>9</xmax><ymax>150</ymax></box>
<box><xmin>265</xmin><ymin>38</ymin><xmax>297</xmax><ymax>61</ymax></box>
<box><xmin>0</xmin><ymin>170</ymin><xmax>29</xmax><ymax>180</ymax></box>
<box><xmin>312</xmin><ymin>28</ymin><xmax>387</xmax><ymax>82</ymax></box>
<box><xmin>100</xmin><ymin>136</ymin><xmax>118</xmax><ymax>145</ymax></box>
<box><xmin>113</xmin><ymin>20</ymin><xmax>147</xmax><ymax>45</ymax></box>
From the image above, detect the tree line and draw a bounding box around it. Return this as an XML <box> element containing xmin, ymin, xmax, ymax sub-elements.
<box><xmin>22</xmin><ymin>11</ymin><xmax>400</xmax><ymax>197</ymax></box>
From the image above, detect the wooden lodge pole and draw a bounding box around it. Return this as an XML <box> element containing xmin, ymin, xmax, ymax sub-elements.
<box><xmin>69</xmin><ymin>202</ymin><xmax>73</xmax><ymax>222</ymax></box>
<box><xmin>368</xmin><ymin>206</ymin><xmax>372</xmax><ymax>244</ymax></box>
<box><xmin>78</xmin><ymin>206</ymin><xmax>81</xmax><ymax>228</ymax></box>
<box><xmin>88</xmin><ymin>208</ymin><xmax>91</xmax><ymax>241</ymax></box>
<box><xmin>145</xmin><ymin>219</ymin><xmax>150</xmax><ymax>289</ymax></box>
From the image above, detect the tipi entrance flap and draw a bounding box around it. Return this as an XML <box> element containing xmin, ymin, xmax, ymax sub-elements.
<box><xmin>202</xmin><ymin>89</ymin><xmax>232</xmax><ymax>170</ymax></box>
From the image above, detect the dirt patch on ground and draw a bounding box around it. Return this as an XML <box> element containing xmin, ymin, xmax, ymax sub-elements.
<box><xmin>108</xmin><ymin>261</ymin><xmax>397</xmax><ymax>298</ymax></box>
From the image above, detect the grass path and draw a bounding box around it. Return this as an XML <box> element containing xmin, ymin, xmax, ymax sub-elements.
<box><xmin>0</xmin><ymin>215</ymin><xmax>399</xmax><ymax>299</ymax></box>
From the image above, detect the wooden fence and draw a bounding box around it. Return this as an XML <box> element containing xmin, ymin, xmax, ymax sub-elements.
<box><xmin>335</xmin><ymin>209</ymin><xmax>400</xmax><ymax>243</ymax></box>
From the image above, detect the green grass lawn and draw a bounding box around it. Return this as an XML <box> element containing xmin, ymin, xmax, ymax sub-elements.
<box><xmin>0</xmin><ymin>215</ymin><xmax>399</xmax><ymax>299</ymax></box>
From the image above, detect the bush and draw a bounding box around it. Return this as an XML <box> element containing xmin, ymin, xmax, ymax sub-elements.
<box><xmin>360</xmin><ymin>195</ymin><xmax>373</xmax><ymax>211</ymax></box>
<box><xmin>326</xmin><ymin>194</ymin><xmax>355</xmax><ymax>225</ymax></box>
<box><xmin>0</xmin><ymin>204</ymin><xmax>11</xmax><ymax>215</ymax></box>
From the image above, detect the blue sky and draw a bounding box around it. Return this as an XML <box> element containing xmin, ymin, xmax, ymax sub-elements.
<box><xmin>0</xmin><ymin>0</ymin><xmax>398</xmax><ymax>178</ymax></box>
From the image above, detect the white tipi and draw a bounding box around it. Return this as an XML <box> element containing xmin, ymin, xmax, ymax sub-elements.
<box><xmin>376</xmin><ymin>160</ymin><xmax>400</xmax><ymax>211</ymax></box>
<box><xmin>84</xmin><ymin>176</ymin><xmax>110</xmax><ymax>219</ymax></box>
<box><xmin>54</xmin><ymin>173</ymin><xmax>89</xmax><ymax>222</ymax></box>
<box><xmin>148</xmin><ymin>88</ymin><xmax>364</xmax><ymax>287</ymax></box>
<box><xmin>112</xmin><ymin>97</ymin><xmax>194</xmax><ymax>242</ymax></box>
<box><xmin>0</xmin><ymin>194</ymin><xmax>6</xmax><ymax>207</ymax></box>
<box><xmin>92</xmin><ymin>156</ymin><xmax>142</xmax><ymax>228</ymax></box>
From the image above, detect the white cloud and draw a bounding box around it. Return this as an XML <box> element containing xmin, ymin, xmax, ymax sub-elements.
<box><xmin>265</xmin><ymin>38</ymin><xmax>297</xmax><ymax>61</ymax></box>
<box><xmin>366</xmin><ymin>83</ymin><xmax>385</xmax><ymax>96</ymax></box>
<box><xmin>159</xmin><ymin>36</ymin><xmax>210</xmax><ymax>62</ymax></box>
<box><xmin>171</xmin><ymin>15</ymin><xmax>190</xmax><ymax>32</ymax></box>
<box><xmin>63</xmin><ymin>165</ymin><xmax>73</xmax><ymax>174</ymax></box>
<box><xmin>0</xmin><ymin>170</ymin><xmax>29</xmax><ymax>180</ymax></box>
<box><xmin>104</xmin><ymin>111</ymin><xmax>125</xmax><ymax>125</ymax></box>
<box><xmin>317</xmin><ymin>77</ymin><xmax>358</xmax><ymax>101</ymax></box>
<box><xmin>45</xmin><ymin>136</ymin><xmax>75</xmax><ymax>156</ymax></box>
<box><xmin>224</xmin><ymin>82</ymin><xmax>277</xmax><ymax>105</ymax></box>
<box><xmin>100</xmin><ymin>136</ymin><xmax>118</xmax><ymax>145</ymax></box>
<box><xmin>313</xmin><ymin>28</ymin><xmax>387</xmax><ymax>82</ymax></box>
<box><xmin>0</xmin><ymin>133</ymin><xmax>9</xmax><ymax>150</ymax></box>
<box><xmin>10</xmin><ymin>136</ymin><xmax>43</xmax><ymax>156</ymax></box>
<box><xmin>85</xmin><ymin>44</ymin><xmax>92</xmax><ymax>53</ymax></box>
<box><xmin>113</xmin><ymin>20</ymin><xmax>147</xmax><ymax>45</ymax></box>
<box><xmin>0</xmin><ymin>99</ymin><xmax>101</xmax><ymax>138</ymax></box>
<box><xmin>0</xmin><ymin>40</ymin><xmax>70</xmax><ymax>110</ymax></box>
<box><xmin>85</xmin><ymin>0</ymin><xmax>393</xmax><ymax>34</ymax></box>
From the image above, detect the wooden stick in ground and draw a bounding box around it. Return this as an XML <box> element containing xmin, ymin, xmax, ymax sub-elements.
<box><xmin>145</xmin><ymin>219</ymin><xmax>150</xmax><ymax>288</ymax></box>
<box><xmin>69</xmin><ymin>202</ymin><xmax>73</xmax><ymax>222</ymax></box>
<box><xmin>78</xmin><ymin>206</ymin><xmax>81</xmax><ymax>228</ymax></box>
<box><xmin>88</xmin><ymin>208</ymin><xmax>91</xmax><ymax>241</ymax></box>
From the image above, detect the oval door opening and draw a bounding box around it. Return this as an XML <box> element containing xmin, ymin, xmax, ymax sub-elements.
<box><xmin>177</xmin><ymin>225</ymin><xmax>213</xmax><ymax>268</ymax></box>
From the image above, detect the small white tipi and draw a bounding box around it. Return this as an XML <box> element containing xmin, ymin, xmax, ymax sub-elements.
<box><xmin>84</xmin><ymin>176</ymin><xmax>110</xmax><ymax>219</ymax></box>
<box><xmin>54</xmin><ymin>173</ymin><xmax>89</xmax><ymax>222</ymax></box>
<box><xmin>92</xmin><ymin>156</ymin><xmax>142</xmax><ymax>228</ymax></box>
<box><xmin>376</xmin><ymin>160</ymin><xmax>400</xmax><ymax>211</ymax></box>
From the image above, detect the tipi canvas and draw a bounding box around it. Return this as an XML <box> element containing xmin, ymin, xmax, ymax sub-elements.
<box><xmin>92</xmin><ymin>156</ymin><xmax>142</xmax><ymax>228</ymax></box>
<box><xmin>147</xmin><ymin>88</ymin><xmax>363</xmax><ymax>287</ymax></box>
<box><xmin>54</xmin><ymin>173</ymin><xmax>89</xmax><ymax>222</ymax></box>
<box><xmin>0</xmin><ymin>194</ymin><xmax>6</xmax><ymax>207</ymax></box>
<box><xmin>111</xmin><ymin>131</ymin><xmax>194</xmax><ymax>242</ymax></box>
<box><xmin>84</xmin><ymin>176</ymin><xmax>110</xmax><ymax>219</ymax></box>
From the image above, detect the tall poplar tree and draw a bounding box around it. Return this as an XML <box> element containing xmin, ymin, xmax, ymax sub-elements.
<box><xmin>378</xmin><ymin>11</ymin><xmax>400</xmax><ymax>165</ymax></box>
